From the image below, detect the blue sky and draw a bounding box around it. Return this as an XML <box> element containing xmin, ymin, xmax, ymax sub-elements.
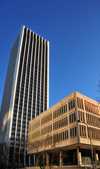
<box><xmin>0</xmin><ymin>0</ymin><xmax>100</xmax><ymax>108</ymax></box>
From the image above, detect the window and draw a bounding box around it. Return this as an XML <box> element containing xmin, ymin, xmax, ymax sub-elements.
<box><xmin>68</xmin><ymin>99</ymin><xmax>75</xmax><ymax>110</ymax></box>
<box><xmin>77</xmin><ymin>97</ymin><xmax>84</xmax><ymax>110</ymax></box>
<box><xmin>53</xmin><ymin>116</ymin><xmax>68</xmax><ymax>130</ymax></box>
<box><xmin>53</xmin><ymin>104</ymin><xmax>67</xmax><ymax>119</ymax></box>
<box><xmin>70</xmin><ymin>127</ymin><xmax>77</xmax><ymax>138</ymax></box>
<box><xmin>69</xmin><ymin>113</ymin><xmax>76</xmax><ymax>123</ymax></box>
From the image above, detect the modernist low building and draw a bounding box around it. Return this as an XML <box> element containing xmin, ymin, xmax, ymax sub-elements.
<box><xmin>27</xmin><ymin>92</ymin><xmax>100</xmax><ymax>166</ymax></box>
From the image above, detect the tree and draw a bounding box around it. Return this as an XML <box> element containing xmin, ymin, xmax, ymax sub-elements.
<box><xmin>10</xmin><ymin>138</ymin><xmax>27</xmax><ymax>169</ymax></box>
<box><xmin>27</xmin><ymin>134</ymin><xmax>59</xmax><ymax>169</ymax></box>
<box><xmin>0</xmin><ymin>142</ymin><xmax>9</xmax><ymax>169</ymax></box>
<box><xmin>49</xmin><ymin>134</ymin><xmax>60</xmax><ymax>167</ymax></box>
<box><xmin>0</xmin><ymin>138</ymin><xmax>27</xmax><ymax>169</ymax></box>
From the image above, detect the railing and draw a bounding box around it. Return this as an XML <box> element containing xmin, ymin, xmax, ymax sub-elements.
<box><xmin>82</xmin><ymin>161</ymin><xmax>100</xmax><ymax>166</ymax></box>
<box><xmin>36</xmin><ymin>161</ymin><xmax>100</xmax><ymax>167</ymax></box>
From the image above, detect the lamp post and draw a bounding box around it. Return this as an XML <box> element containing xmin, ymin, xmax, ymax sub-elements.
<box><xmin>87</xmin><ymin>125</ymin><xmax>94</xmax><ymax>169</ymax></box>
<box><xmin>77</xmin><ymin>120</ymin><xmax>94</xmax><ymax>169</ymax></box>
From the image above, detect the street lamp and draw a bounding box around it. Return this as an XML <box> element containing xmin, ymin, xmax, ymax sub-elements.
<box><xmin>77</xmin><ymin>120</ymin><xmax>94</xmax><ymax>169</ymax></box>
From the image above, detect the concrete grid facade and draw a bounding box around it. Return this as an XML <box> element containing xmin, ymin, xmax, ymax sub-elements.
<box><xmin>0</xmin><ymin>25</ymin><xmax>49</xmax><ymax>167</ymax></box>
<box><xmin>28</xmin><ymin>92</ymin><xmax>100</xmax><ymax>167</ymax></box>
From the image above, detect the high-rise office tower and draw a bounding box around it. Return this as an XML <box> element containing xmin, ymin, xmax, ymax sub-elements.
<box><xmin>0</xmin><ymin>25</ymin><xmax>49</xmax><ymax>166</ymax></box>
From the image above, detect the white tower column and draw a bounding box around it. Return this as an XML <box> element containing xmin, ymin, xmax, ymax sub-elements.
<box><xmin>77</xmin><ymin>147</ymin><xmax>82</xmax><ymax>166</ymax></box>
<box><xmin>46</xmin><ymin>153</ymin><xmax>49</xmax><ymax>166</ymax></box>
<box><xmin>59</xmin><ymin>151</ymin><xmax>63</xmax><ymax>166</ymax></box>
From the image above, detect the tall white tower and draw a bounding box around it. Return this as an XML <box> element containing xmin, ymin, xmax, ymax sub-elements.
<box><xmin>0</xmin><ymin>25</ymin><xmax>49</xmax><ymax>166</ymax></box>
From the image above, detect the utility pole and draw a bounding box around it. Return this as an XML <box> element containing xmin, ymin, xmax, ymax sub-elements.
<box><xmin>88</xmin><ymin>126</ymin><xmax>94</xmax><ymax>169</ymax></box>
<box><xmin>77</xmin><ymin>120</ymin><xmax>94</xmax><ymax>169</ymax></box>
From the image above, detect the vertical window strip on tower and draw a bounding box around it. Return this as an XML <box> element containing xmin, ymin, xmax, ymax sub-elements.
<box><xmin>11</xmin><ymin>28</ymin><xmax>27</xmax><ymax>143</ymax></box>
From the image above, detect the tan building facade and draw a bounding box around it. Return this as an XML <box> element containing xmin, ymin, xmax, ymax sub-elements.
<box><xmin>28</xmin><ymin>92</ymin><xmax>100</xmax><ymax>166</ymax></box>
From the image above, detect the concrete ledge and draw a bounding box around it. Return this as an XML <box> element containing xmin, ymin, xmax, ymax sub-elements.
<box><xmin>25</xmin><ymin>166</ymin><xmax>86</xmax><ymax>169</ymax></box>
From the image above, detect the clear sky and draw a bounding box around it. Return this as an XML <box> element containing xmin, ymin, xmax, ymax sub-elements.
<box><xmin>0</xmin><ymin>0</ymin><xmax>100</xmax><ymax>108</ymax></box>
